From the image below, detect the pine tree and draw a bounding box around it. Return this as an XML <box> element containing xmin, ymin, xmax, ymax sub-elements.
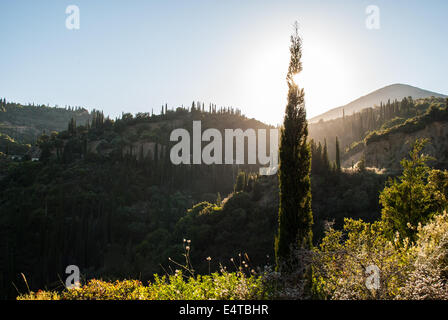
<box><xmin>68</xmin><ymin>117</ymin><xmax>76</xmax><ymax>135</ymax></box>
<box><xmin>275</xmin><ymin>23</ymin><xmax>313</xmax><ymax>271</ymax></box>
<box><xmin>234</xmin><ymin>171</ymin><xmax>246</xmax><ymax>193</ymax></box>
<box><xmin>322</xmin><ymin>139</ymin><xmax>330</xmax><ymax>171</ymax></box>
<box><xmin>335</xmin><ymin>136</ymin><xmax>341</xmax><ymax>171</ymax></box>
<box><xmin>379</xmin><ymin>139</ymin><xmax>437</xmax><ymax>242</ymax></box>
<box><xmin>216</xmin><ymin>192</ymin><xmax>222</xmax><ymax>206</ymax></box>
<box><xmin>315</xmin><ymin>141</ymin><xmax>323</xmax><ymax>174</ymax></box>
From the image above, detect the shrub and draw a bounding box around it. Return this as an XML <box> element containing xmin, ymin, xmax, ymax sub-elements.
<box><xmin>17</xmin><ymin>271</ymin><xmax>267</xmax><ymax>300</ymax></box>
<box><xmin>312</xmin><ymin>218</ymin><xmax>413</xmax><ymax>300</ymax></box>
<box><xmin>398</xmin><ymin>212</ymin><xmax>448</xmax><ymax>299</ymax></box>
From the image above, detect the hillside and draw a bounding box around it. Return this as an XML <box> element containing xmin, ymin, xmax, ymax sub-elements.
<box><xmin>0</xmin><ymin>105</ymin><xmax>387</xmax><ymax>299</ymax></box>
<box><xmin>309</xmin><ymin>96</ymin><xmax>448</xmax><ymax>169</ymax></box>
<box><xmin>0</xmin><ymin>106</ymin><xmax>276</xmax><ymax>298</ymax></box>
<box><xmin>0</xmin><ymin>98</ymin><xmax>91</xmax><ymax>146</ymax></box>
<box><xmin>363</xmin><ymin>106</ymin><xmax>448</xmax><ymax>171</ymax></box>
<box><xmin>309</xmin><ymin>84</ymin><xmax>447</xmax><ymax>123</ymax></box>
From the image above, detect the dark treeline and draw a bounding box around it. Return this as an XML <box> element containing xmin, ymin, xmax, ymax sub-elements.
<box><xmin>39</xmin><ymin>103</ymin><xmax>274</xmax><ymax>194</ymax></box>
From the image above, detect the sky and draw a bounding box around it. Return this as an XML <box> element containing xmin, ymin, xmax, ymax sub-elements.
<box><xmin>0</xmin><ymin>0</ymin><xmax>447</xmax><ymax>125</ymax></box>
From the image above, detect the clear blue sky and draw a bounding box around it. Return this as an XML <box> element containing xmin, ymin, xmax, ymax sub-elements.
<box><xmin>1</xmin><ymin>0</ymin><xmax>447</xmax><ymax>125</ymax></box>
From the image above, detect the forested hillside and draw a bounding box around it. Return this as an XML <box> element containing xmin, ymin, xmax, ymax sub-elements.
<box><xmin>0</xmin><ymin>104</ymin><xmax>386</xmax><ymax>299</ymax></box>
<box><xmin>309</xmin><ymin>96</ymin><xmax>448</xmax><ymax>170</ymax></box>
<box><xmin>0</xmin><ymin>98</ymin><xmax>91</xmax><ymax>147</ymax></box>
<box><xmin>0</xmin><ymin>105</ymin><xmax>270</xmax><ymax>298</ymax></box>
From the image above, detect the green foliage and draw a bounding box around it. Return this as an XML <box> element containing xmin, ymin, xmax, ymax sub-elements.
<box><xmin>379</xmin><ymin>139</ymin><xmax>447</xmax><ymax>242</ymax></box>
<box><xmin>311</xmin><ymin>168</ymin><xmax>386</xmax><ymax>240</ymax></box>
<box><xmin>311</xmin><ymin>140</ymin><xmax>448</xmax><ymax>300</ymax></box>
<box><xmin>357</xmin><ymin>155</ymin><xmax>366</xmax><ymax>172</ymax></box>
<box><xmin>0</xmin><ymin>98</ymin><xmax>91</xmax><ymax>145</ymax></box>
<box><xmin>310</xmin><ymin>139</ymin><xmax>333</xmax><ymax>174</ymax></box>
<box><xmin>235</xmin><ymin>171</ymin><xmax>246</xmax><ymax>193</ymax></box>
<box><xmin>18</xmin><ymin>271</ymin><xmax>267</xmax><ymax>300</ymax></box>
<box><xmin>335</xmin><ymin>137</ymin><xmax>341</xmax><ymax>171</ymax></box>
<box><xmin>398</xmin><ymin>211</ymin><xmax>448</xmax><ymax>299</ymax></box>
<box><xmin>0</xmin><ymin>133</ymin><xmax>30</xmax><ymax>155</ymax></box>
<box><xmin>366</xmin><ymin>102</ymin><xmax>448</xmax><ymax>145</ymax></box>
<box><xmin>314</xmin><ymin>210</ymin><xmax>448</xmax><ymax>300</ymax></box>
<box><xmin>173</xmin><ymin>188</ymin><xmax>277</xmax><ymax>276</ymax></box>
<box><xmin>313</xmin><ymin>218</ymin><xmax>413</xmax><ymax>299</ymax></box>
<box><xmin>310</xmin><ymin>96</ymin><xmax>446</xmax><ymax>166</ymax></box>
<box><xmin>380</xmin><ymin>117</ymin><xmax>406</xmax><ymax>131</ymax></box>
<box><xmin>276</xmin><ymin>23</ymin><xmax>313</xmax><ymax>270</ymax></box>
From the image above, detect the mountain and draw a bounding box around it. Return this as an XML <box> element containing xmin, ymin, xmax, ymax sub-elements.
<box><xmin>309</xmin><ymin>84</ymin><xmax>447</xmax><ymax>123</ymax></box>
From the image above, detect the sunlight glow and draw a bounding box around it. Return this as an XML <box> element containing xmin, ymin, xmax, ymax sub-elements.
<box><xmin>292</xmin><ymin>73</ymin><xmax>301</xmax><ymax>86</ymax></box>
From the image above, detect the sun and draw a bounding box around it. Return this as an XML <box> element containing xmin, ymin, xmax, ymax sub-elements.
<box><xmin>292</xmin><ymin>73</ymin><xmax>301</xmax><ymax>85</ymax></box>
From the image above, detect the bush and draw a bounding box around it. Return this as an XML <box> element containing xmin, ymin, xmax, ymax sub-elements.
<box><xmin>17</xmin><ymin>271</ymin><xmax>267</xmax><ymax>300</ymax></box>
<box><xmin>312</xmin><ymin>218</ymin><xmax>413</xmax><ymax>300</ymax></box>
<box><xmin>398</xmin><ymin>212</ymin><xmax>448</xmax><ymax>299</ymax></box>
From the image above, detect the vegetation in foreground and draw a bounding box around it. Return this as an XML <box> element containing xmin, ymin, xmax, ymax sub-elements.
<box><xmin>18</xmin><ymin>272</ymin><xmax>267</xmax><ymax>300</ymax></box>
<box><xmin>18</xmin><ymin>243</ymin><xmax>270</xmax><ymax>300</ymax></box>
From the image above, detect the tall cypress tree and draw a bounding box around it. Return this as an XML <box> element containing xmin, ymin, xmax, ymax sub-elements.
<box><xmin>275</xmin><ymin>22</ymin><xmax>313</xmax><ymax>271</ymax></box>
<box><xmin>323</xmin><ymin>139</ymin><xmax>329</xmax><ymax>170</ymax></box>
<box><xmin>335</xmin><ymin>136</ymin><xmax>341</xmax><ymax>171</ymax></box>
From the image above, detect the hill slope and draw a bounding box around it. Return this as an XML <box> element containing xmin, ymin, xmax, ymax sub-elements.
<box><xmin>0</xmin><ymin>98</ymin><xmax>91</xmax><ymax>145</ymax></box>
<box><xmin>309</xmin><ymin>84</ymin><xmax>447</xmax><ymax>123</ymax></box>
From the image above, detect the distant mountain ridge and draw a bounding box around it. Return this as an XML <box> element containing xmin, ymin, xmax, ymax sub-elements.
<box><xmin>309</xmin><ymin>84</ymin><xmax>447</xmax><ymax>123</ymax></box>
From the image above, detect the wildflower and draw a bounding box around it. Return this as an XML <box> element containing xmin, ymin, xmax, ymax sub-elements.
<box><xmin>206</xmin><ymin>257</ymin><xmax>211</xmax><ymax>261</ymax></box>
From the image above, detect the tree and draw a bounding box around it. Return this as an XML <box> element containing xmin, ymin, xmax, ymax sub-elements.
<box><xmin>234</xmin><ymin>171</ymin><xmax>246</xmax><ymax>193</ymax></box>
<box><xmin>216</xmin><ymin>192</ymin><xmax>222</xmax><ymax>206</ymax></box>
<box><xmin>275</xmin><ymin>22</ymin><xmax>313</xmax><ymax>271</ymax></box>
<box><xmin>357</xmin><ymin>155</ymin><xmax>366</xmax><ymax>172</ymax></box>
<box><xmin>379</xmin><ymin>139</ymin><xmax>439</xmax><ymax>242</ymax></box>
<box><xmin>322</xmin><ymin>139</ymin><xmax>329</xmax><ymax>171</ymax></box>
<box><xmin>335</xmin><ymin>136</ymin><xmax>341</xmax><ymax>171</ymax></box>
<box><xmin>68</xmin><ymin>117</ymin><xmax>76</xmax><ymax>135</ymax></box>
